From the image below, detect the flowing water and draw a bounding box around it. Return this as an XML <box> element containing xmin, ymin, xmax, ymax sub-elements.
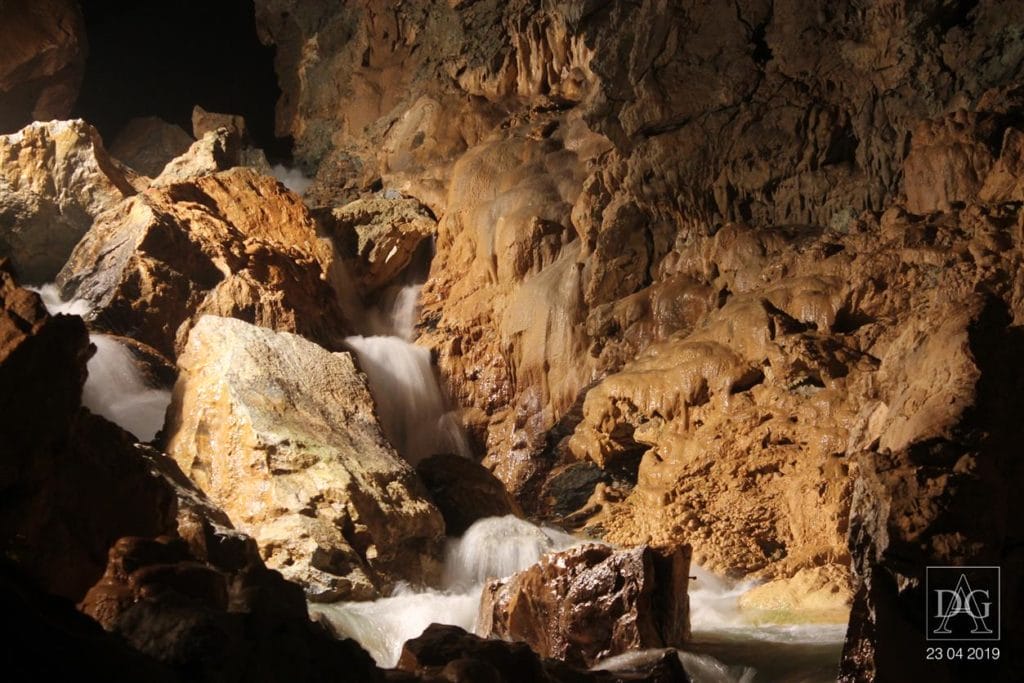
<box><xmin>344</xmin><ymin>284</ymin><xmax>470</xmax><ymax>463</ymax></box>
<box><xmin>330</xmin><ymin>276</ymin><xmax>845</xmax><ymax>680</ymax></box>
<box><xmin>31</xmin><ymin>285</ymin><xmax>171</xmax><ymax>441</ymax></box>
<box><xmin>312</xmin><ymin>515</ymin><xmax>580</xmax><ymax>668</ymax></box>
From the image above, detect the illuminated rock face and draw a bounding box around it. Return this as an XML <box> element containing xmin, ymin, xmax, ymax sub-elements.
<box><xmin>0</xmin><ymin>0</ymin><xmax>86</xmax><ymax>134</ymax></box>
<box><xmin>166</xmin><ymin>315</ymin><xmax>445</xmax><ymax>602</ymax></box>
<box><xmin>56</xmin><ymin>165</ymin><xmax>353</xmax><ymax>359</ymax></box>
<box><xmin>0</xmin><ymin>119</ymin><xmax>135</xmax><ymax>284</ymax></box>
<box><xmin>478</xmin><ymin>542</ymin><xmax>691</xmax><ymax>667</ymax></box>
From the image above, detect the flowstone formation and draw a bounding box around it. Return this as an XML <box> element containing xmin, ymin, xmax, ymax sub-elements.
<box><xmin>0</xmin><ymin>0</ymin><xmax>1023</xmax><ymax>681</ymax></box>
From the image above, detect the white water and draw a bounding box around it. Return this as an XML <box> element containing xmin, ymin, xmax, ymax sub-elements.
<box><xmin>312</xmin><ymin>515</ymin><xmax>581</xmax><ymax>668</ymax></box>
<box><xmin>271</xmin><ymin>164</ymin><xmax>313</xmax><ymax>194</ymax></box>
<box><xmin>31</xmin><ymin>285</ymin><xmax>171</xmax><ymax>441</ymax></box>
<box><xmin>345</xmin><ymin>284</ymin><xmax>470</xmax><ymax>464</ymax></box>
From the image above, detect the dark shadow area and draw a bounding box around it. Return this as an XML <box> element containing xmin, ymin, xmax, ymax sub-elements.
<box><xmin>73</xmin><ymin>0</ymin><xmax>291</xmax><ymax>160</ymax></box>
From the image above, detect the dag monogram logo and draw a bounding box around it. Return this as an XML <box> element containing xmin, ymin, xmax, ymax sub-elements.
<box><xmin>926</xmin><ymin>566</ymin><xmax>1001</xmax><ymax>641</ymax></box>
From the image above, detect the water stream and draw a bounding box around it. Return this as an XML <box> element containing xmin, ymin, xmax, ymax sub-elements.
<box><xmin>31</xmin><ymin>285</ymin><xmax>171</xmax><ymax>441</ymax></box>
<box><xmin>344</xmin><ymin>284</ymin><xmax>470</xmax><ymax>463</ymax></box>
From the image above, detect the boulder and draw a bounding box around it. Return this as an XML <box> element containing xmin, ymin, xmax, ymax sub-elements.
<box><xmin>0</xmin><ymin>0</ymin><xmax>87</xmax><ymax>134</ymax></box>
<box><xmin>478</xmin><ymin>543</ymin><xmax>691</xmax><ymax>667</ymax></box>
<box><xmin>323</xmin><ymin>196</ymin><xmax>436</xmax><ymax>294</ymax></box>
<box><xmin>0</xmin><ymin>260</ymin><xmax>177</xmax><ymax>599</ymax></box>
<box><xmin>165</xmin><ymin>315</ymin><xmax>445</xmax><ymax>601</ymax></box>
<box><xmin>397</xmin><ymin>623</ymin><xmax>690</xmax><ymax>683</ymax></box>
<box><xmin>191</xmin><ymin>105</ymin><xmax>248</xmax><ymax>141</ymax></box>
<box><xmin>0</xmin><ymin>119</ymin><xmax>136</xmax><ymax>283</ymax></box>
<box><xmin>151</xmin><ymin>127</ymin><xmax>245</xmax><ymax>187</ymax></box>
<box><xmin>78</xmin><ymin>535</ymin><xmax>385</xmax><ymax>683</ymax></box>
<box><xmin>57</xmin><ymin>166</ymin><xmax>353</xmax><ymax>358</ymax></box>
<box><xmin>109</xmin><ymin>117</ymin><xmax>195</xmax><ymax>178</ymax></box>
<box><xmin>416</xmin><ymin>453</ymin><xmax>521</xmax><ymax>536</ymax></box>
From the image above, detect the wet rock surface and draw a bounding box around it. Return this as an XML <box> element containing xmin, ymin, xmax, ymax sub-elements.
<box><xmin>396</xmin><ymin>623</ymin><xmax>690</xmax><ymax>683</ymax></box>
<box><xmin>416</xmin><ymin>453</ymin><xmax>522</xmax><ymax>536</ymax></box>
<box><xmin>478</xmin><ymin>543</ymin><xmax>691</xmax><ymax>667</ymax></box>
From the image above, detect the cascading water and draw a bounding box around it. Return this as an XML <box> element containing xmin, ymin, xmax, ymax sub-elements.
<box><xmin>31</xmin><ymin>285</ymin><xmax>171</xmax><ymax>441</ymax></box>
<box><xmin>312</xmin><ymin>515</ymin><xmax>580</xmax><ymax>668</ymax></box>
<box><xmin>345</xmin><ymin>283</ymin><xmax>470</xmax><ymax>463</ymax></box>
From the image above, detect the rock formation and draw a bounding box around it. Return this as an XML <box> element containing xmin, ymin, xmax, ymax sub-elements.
<box><xmin>2</xmin><ymin>0</ymin><xmax>1024</xmax><ymax>680</ymax></box>
<box><xmin>478</xmin><ymin>543</ymin><xmax>691</xmax><ymax>667</ymax></box>
<box><xmin>165</xmin><ymin>315</ymin><xmax>445</xmax><ymax>601</ymax></box>
<box><xmin>56</xmin><ymin>166</ymin><xmax>352</xmax><ymax>358</ymax></box>
<box><xmin>0</xmin><ymin>119</ymin><xmax>135</xmax><ymax>283</ymax></box>
<box><xmin>416</xmin><ymin>453</ymin><xmax>522</xmax><ymax>536</ymax></box>
<box><xmin>109</xmin><ymin>116</ymin><xmax>195</xmax><ymax>179</ymax></box>
<box><xmin>0</xmin><ymin>0</ymin><xmax>87</xmax><ymax>134</ymax></box>
<box><xmin>396</xmin><ymin>623</ymin><xmax>689</xmax><ymax>683</ymax></box>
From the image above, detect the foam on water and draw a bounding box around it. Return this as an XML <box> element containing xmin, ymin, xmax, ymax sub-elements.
<box><xmin>271</xmin><ymin>164</ymin><xmax>313</xmax><ymax>194</ymax></box>
<box><xmin>314</xmin><ymin>515</ymin><xmax>582</xmax><ymax>667</ymax></box>
<box><xmin>82</xmin><ymin>335</ymin><xmax>172</xmax><ymax>441</ymax></box>
<box><xmin>30</xmin><ymin>285</ymin><xmax>171</xmax><ymax>441</ymax></box>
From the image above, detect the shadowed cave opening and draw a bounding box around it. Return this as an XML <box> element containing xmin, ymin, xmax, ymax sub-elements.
<box><xmin>72</xmin><ymin>0</ymin><xmax>292</xmax><ymax>161</ymax></box>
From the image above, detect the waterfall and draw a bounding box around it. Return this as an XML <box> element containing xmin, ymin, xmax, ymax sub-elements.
<box><xmin>345</xmin><ymin>284</ymin><xmax>470</xmax><ymax>464</ymax></box>
<box><xmin>312</xmin><ymin>515</ymin><xmax>580</xmax><ymax>668</ymax></box>
<box><xmin>31</xmin><ymin>285</ymin><xmax>171</xmax><ymax>442</ymax></box>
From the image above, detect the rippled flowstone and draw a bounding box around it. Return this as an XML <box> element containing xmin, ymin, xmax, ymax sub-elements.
<box><xmin>0</xmin><ymin>119</ymin><xmax>136</xmax><ymax>283</ymax></box>
<box><xmin>57</xmin><ymin>166</ymin><xmax>353</xmax><ymax>358</ymax></box>
<box><xmin>165</xmin><ymin>315</ymin><xmax>446</xmax><ymax>601</ymax></box>
<box><xmin>478</xmin><ymin>542</ymin><xmax>691</xmax><ymax>667</ymax></box>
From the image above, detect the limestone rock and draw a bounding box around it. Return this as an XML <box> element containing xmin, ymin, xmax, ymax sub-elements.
<box><xmin>78</xmin><ymin>535</ymin><xmax>385</xmax><ymax>683</ymax></box>
<box><xmin>416</xmin><ymin>453</ymin><xmax>522</xmax><ymax>536</ymax></box>
<box><xmin>0</xmin><ymin>119</ymin><xmax>136</xmax><ymax>283</ymax></box>
<box><xmin>738</xmin><ymin>565</ymin><xmax>853</xmax><ymax>624</ymax></box>
<box><xmin>109</xmin><ymin>117</ymin><xmax>195</xmax><ymax>179</ymax></box>
<box><xmin>397</xmin><ymin>623</ymin><xmax>689</xmax><ymax>683</ymax></box>
<box><xmin>478</xmin><ymin>543</ymin><xmax>691</xmax><ymax>667</ymax></box>
<box><xmin>839</xmin><ymin>297</ymin><xmax>1024</xmax><ymax>682</ymax></box>
<box><xmin>151</xmin><ymin>128</ymin><xmax>244</xmax><ymax>187</ymax></box>
<box><xmin>165</xmin><ymin>315</ymin><xmax>445</xmax><ymax>601</ymax></box>
<box><xmin>191</xmin><ymin>105</ymin><xmax>248</xmax><ymax>141</ymax></box>
<box><xmin>0</xmin><ymin>0</ymin><xmax>87</xmax><ymax>134</ymax></box>
<box><xmin>324</xmin><ymin>196</ymin><xmax>436</xmax><ymax>294</ymax></box>
<box><xmin>903</xmin><ymin>110</ymin><xmax>1000</xmax><ymax>214</ymax></box>
<box><xmin>57</xmin><ymin>166</ymin><xmax>352</xmax><ymax>358</ymax></box>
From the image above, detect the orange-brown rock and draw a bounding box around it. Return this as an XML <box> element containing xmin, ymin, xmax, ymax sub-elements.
<box><xmin>56</xmin><ymin>166</ymin><xmax>353</xmax><ymax>358</ymax></box>
<box><xmin>0</xmin><ymin>0</ymin><xmax>87</xmax><ymax>134</ymax></box>
<box><xmin>323</xmin><ymin>196</ymin><xmax>437</xmax><ymax>295</ymax></box>
<box><xmin>0</xmin><ymin>119</ymin><xmax>136</xmax><ymax>283</ymax></box>
<box><xmin>165</xmin><ymin>315</ymin><xmax>445</xmax><ymax>601</ymax></box>
<box><xmin>478</xmin><ymin>543</ymin><xmax>690</xmax><ymax>668</ymax></box>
